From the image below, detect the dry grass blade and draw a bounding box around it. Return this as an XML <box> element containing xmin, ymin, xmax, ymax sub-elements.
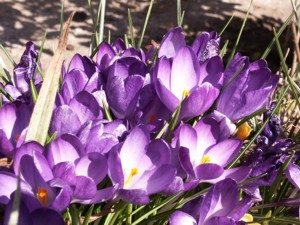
<box><xmin>25</xmin><ymin>12</ymin><xmax>75</xmax><ymax>145</ymax></box>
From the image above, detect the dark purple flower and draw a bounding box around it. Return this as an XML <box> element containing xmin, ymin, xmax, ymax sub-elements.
<box><xmin>216</xmin><ymin>53</ymin><xmax>279</xmax><ymax>122</ymax></box>
<box><xmin>3</xmin><ymin>191</ymin><xmax>65</xmax><ymax>225</ymax></box>
<box><xmin>13</xmin><ymin>41</ymin><xmax>41</xmax><ymax>94</ymax></box>
<box><xmin>105</xmin><ymin>57</ymin><xmax>149</xmax><ymax>119</ymax></box>
<box><xmin>192</xmin><ymin>31</ymin><xmax>220</xmax><ymax>63</ymax></box>
<box><xmin>0</xmin><ymin>102</ymin><xmax>32</xmax><ymax>157</ymax></box>
<box><xmin>169</xmin><ymin>179</ymin><xmax>253</xmax><ymax>225</ymax></box>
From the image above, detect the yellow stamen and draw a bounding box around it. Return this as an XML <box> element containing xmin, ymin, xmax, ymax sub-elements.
<box><xmin>182</xmin><ymin>90</ymin><xmax>190</xmax><ymax>100</ymax></box>
<box><xmin>36</xmin><ymin>187</ymin><xmax>48</xmax><ymax>206</ymax></box>
<box><xmin>241</xmin><ymin>213</ymin><xmax>261</xmax><ymax>225</ymax></box>
<box><xmin>200</xmin><ymin>155</ymin><xmax>211</xmax><ymax>164</ymax></box>
<box><xmin>234</xmin><ymin>122</ymin><xmax>252</xmax><ymax>140</ymax></box>
<box><xmin>124</xmin><ymin>168</ymin><xmax>138</xmax><ymax>187</ymax></box>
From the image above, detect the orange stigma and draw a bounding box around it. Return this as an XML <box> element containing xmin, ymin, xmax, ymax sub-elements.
<box><xmin>36</xmin><ymin>187</ymin><xmax>48</xmax><ymax>206</ymax></box>
<box><xmin>15</xmin><ymin>134</ymin><xmax>20</xmax><ymax>143</ymax></box>
<box><xmin>149</xmin><ymin>114</ymin><xmax>155</xmax><ymax>122</ymax></box>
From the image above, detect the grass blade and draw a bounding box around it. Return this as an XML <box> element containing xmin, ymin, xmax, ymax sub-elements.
<box><xmin>273</xmin><ymin>28</ymin><xmax>300</xmax><ymax>109</ymax></box>
<box><xmin>33</xmin><ymin>31</ymin><xmax>47</xmax><ymax>81</ymax></box>
<box><xmin>226</xmin><ymin>0</ymin><xmax>253</xmax><ymax>68</ymax></box>
<box><xmin>99</xmin><ymin>0</ymin><xmax>106</xmax><ymax>44</ymax></box>
<box><xmin>25</xmin><ymin>12</ymin><xmax>75</xmax><ymax>145</ymax></box>
<box><xmin>137</xmin><ymin>0</ymin><xmax>155</xmax><ymax>50</ymax></box>
<box><xmin>0</xmin><ymin>43</ymin><xmax>16</xmax><ymax>67</ymax></box>
<box><xmin>128</xmin><ymin>9</ymin><xmax>136</xmax><ymax>48</ymax></box>
<box><xmin>261</xmin><ymin>3</ymin><xmax>300</xmax><ymax>59</ymax></box>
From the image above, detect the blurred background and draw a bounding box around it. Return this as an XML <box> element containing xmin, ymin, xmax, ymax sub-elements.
<box><xmin>0</xmin><ymin>0</ymin><xmax>297</xmax><ymax>72</ymax></box>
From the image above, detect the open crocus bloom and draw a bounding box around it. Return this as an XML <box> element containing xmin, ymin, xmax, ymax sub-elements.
<box><xmin>169</xmin><ymin>179</ymin><xmax>253</xmax><ymax>225</ymax></box>
<box><xmin>154</xmin><ymin>46</ymin><xmax>222</xmax><ymax>120</ymax></box>
<box><xmin>108</xmin><ymin>125</ymin><xmax>177</xmax><ymax>205</ymax></box>
<box><xmin>175</xmin><ymin>113</ymin><xmax>250</xmax><ymax>184</ymax></box>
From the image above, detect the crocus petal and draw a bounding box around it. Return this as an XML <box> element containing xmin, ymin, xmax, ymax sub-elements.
<box><xmin>67</xmin><ymin>53</ymin><xmax>96</xmax><ymax>77</ymax></box>
<box><xmin>0</xmin><ymin>172</ymin><xmax>32</xmax><ymax>205</ymax></box>
<box><xmin>49</xmin><ymin>178</ymin><xmax>72</xmax><ymax>212</ymax></box>
<box><xmin>0</xmin><ymin>130</ymin><xmax>14</xmax><ymax>157</ymax></box>
<box><xmin>118</xmin><ymin>189</ymin><xmax>150</xmax><ymax>205</ymax></box>
<box><xmin>69</xmin><ymin>91</ymin><xmax>101</xmax><ymax>124</ymax></box>
<box><xmin>130</xmin><ymin>165</ymin><xmax>177</xmax><ymax>195</ymax></box>
<box><xmin>170</xmin><ymin>46</ymin><xmax>200</xmax><ymax>99</ymax></box>
<box><xmin>30</xmin><ymin>207</ymin><xmax>65</xmax><ymax>225</ymax></box>
<box><xmin>61</xmin><ymin>69</ymin><xmax>89</xmax><ymax>103</ymax></box>
<box><xmin>146</xmin><ymin>139</ymin><xmax>171</xmax><ymax>166</ymax></box>
<box><xmin>73</xmin><ymin>176</ymin><xmax>97</xmax><ymax>200</ymax></box>
<box><xmin>14</xmin><ymin>141</ymin><xmax>45</xmax><ymax>175</ymax></box>
<box><xmin>178</xmin><ymin>147</ymin><xmax>196</xmax><ymax>178</ymax></box>
<box><xmin>205</xmin><ymin>139</ymin><xmax>242</xmax><ymax>167</ymax></box>
<box><xmin>194</xmin><ymin>116</ymin><xmax>222</xmax><ymax>151</ymax></box>
<box><xmin>228</xmin><ymin>197</ymin><xmax>253</xmax><ymax>221</ymax></box>
<box><xmin>155</xmin><ymin>78</ymin><xmax>180</xmax><ymax>111</ymax></box>
<box><xmin>286</xmin><ymin>163</ymin><xmax>300</xmax><ymax>189</ymax></box>
<box><xmin>120</xmin><ymin>126</ymin><xmax>150</xmax><ymax>170</ymax></box>
<box><xmin>202</xmin><ymin>167</ymin><xmax>251</xmax><ymax>184</ymax></box>
<box><xmin>75</xmin><ymin>152</ymin><xmax>107</xmax><ymax>184</ymax></box>
<box><xmin>198</xmin><ymin>178</ymin><xmax>238</xmax><ymax>224</ymax></box>
<box><xmin>108</xmin><ymin>146</ymin><xmax>124</xmax><ymax>187</ymax></box>
<box><xmin>158</xmin><ymin>27</ymin><xmax>186</xmax><ymax>58</ymax></box>
<box><xmin>195</xmin><ymin>163</ymin><xmax>224</xmax><ymax>180</ymax></box>
<box><xmin>47</xmin><ymin>135</ymin><xmax>81</xmax><ymax>168</ymax></box>
<box><xmin>154</xmin><ymin>56</ymin><xmax>172</xmax><ymax>90</ymax></box>
<box><xmin>169</xmin><ymin>211</ymin><xmax>197</xmax><ymax>225</ymax></box>
<box><xmin>52</xmin><ymin>162</ymin><xmax>77</xmax><ymax>186</ymax></box>
<box><xmin>50</xmin><ymin>105</ymin><xmax>82</xmax><ymax>136</ymax></box>
<box><xmin>106</xmin><ymin>75</ymin><xmax>144</xmax><ymax>118</ymax></box>
<box><xmin>199</xmin><ymin>55</ymin><xmax>223</xmax><ymax>86</ymax></box>
<box><xmin>78</xmin><ymin>187</ymin><xmax>116</xmax><ymax>204</ymax></box>
<box><xmin>204</xmin><ymin>216</ymin><xmax>236</xmax><ymax>225</ymax></box>
<box><xmin>96</xmin><ymin>41</ymin><xmax>116</xmax><ymax>71</ymax></box>
<box><xmin>180</xmin><ymin>84</ymin><xmax>219</xmax><ymax>120</ymax></box>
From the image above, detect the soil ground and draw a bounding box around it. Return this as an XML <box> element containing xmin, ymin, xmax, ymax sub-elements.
<box><xmin>0</xmin><ymin>0</ymin><xmax>297</xmax><ymax>73</ymax></box>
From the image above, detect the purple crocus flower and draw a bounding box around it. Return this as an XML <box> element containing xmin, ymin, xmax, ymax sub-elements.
<box><xmin>3</xmin><ymin>191</ymin><xmax>64</xmax><ymax>225</ymax></box>
<box><xmin>169</xmin><ymin>178</ymin><xmax>253</xmax><ymax>225</ymax></box>
<box><xmin>13</xmin><ymin>41</ymin><xmax>42</xmax><ymax>94</ymax></box>
<box><xmin>216</xmin><ymin>53</ymin><xmax>279</xmax><ymax>122</ymax></box>
<box><xmin>47</xmin><ymin>134</ymin><xmax>114</xmax><ymax>204</ymax></box>
<box><xmin>50</xmin><ymin>90</ymin><xmax>103</xmax><ymax>136</ymax></box>
<box><xmin>153</xmin><ymin>46</ymin><xmax>223</xmax><ymax>120</ymax></box>
<box><xmin>104</xmin><ymin>57</ymin><xmax>150</xmax><ymax>119</ymax></box>
<box><xmin>108</xmin><ymin>125</ymin><xmax>177</xmax><ymax>205</ymax></box>
<box><xmin>0</xmin><ymin>102</ymin><xmax>32</xmax><ymax>157</ymax></box>
<box><xmin>77</xmin><ymin>119</ymin><xmax>127</xmax><ymax>154</ymax></box>
<box><xmin>0</xmin><ymin>142</ymin><xmax>72</xmax><ymax>212</ymax></box>
<box><xmin>158</xmin><ymin>27</ymin><xmax>220</xmax><ymax>64</ymax></box>
<box><xmin>174</xmin><ymin>113</ymin><xmax>250</xmax><ymax>186</ymax></box>
<box><xmin>191</xmin><ymin>31</ymin><xmax>220</xmax><ymax>63</ymax></box>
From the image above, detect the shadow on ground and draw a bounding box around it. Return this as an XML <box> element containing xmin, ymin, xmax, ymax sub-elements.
<box><xmin>0</xmin><ymin>0</ymin><xmax>293</xmax><ymax>71</ymax></box>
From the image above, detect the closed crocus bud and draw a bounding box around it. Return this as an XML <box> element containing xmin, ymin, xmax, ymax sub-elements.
<box><xmin>13</xmin><ymin>41</ymin><xmax>41</xmax><ymax>94</ymax></box>
<box><xmin>216</xmin><ymin>53</ymin><xmax>279</xmax><ymax>122</ymax></box>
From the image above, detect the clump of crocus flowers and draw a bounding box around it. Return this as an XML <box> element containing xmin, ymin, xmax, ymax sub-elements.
<box><xmin>0</xmin><ymin>26</ymin><xmax>298</xmax><ymax>225</ymax></box>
